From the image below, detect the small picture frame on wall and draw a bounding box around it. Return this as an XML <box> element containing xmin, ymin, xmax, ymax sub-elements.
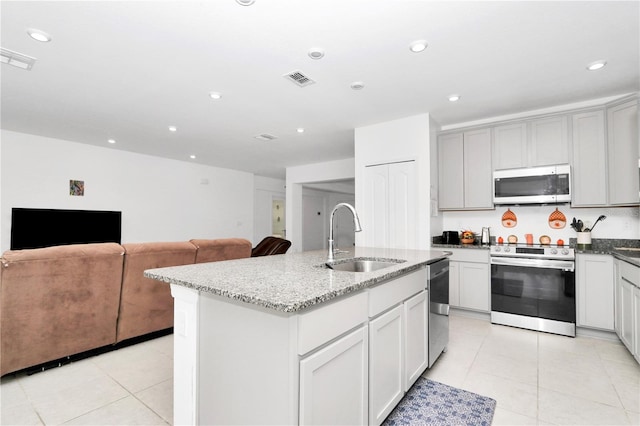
<box><xmin>70</xmin><ymin>180</ymin><xmax>84</xmax><ymax>196</ymax></box>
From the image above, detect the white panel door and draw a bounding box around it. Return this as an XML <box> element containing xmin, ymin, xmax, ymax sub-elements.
<box><xmin>438</xmin><ymin>133</ymin><xmax>464</xmax><ymax>209</ymax></box>
<box><xmin>576</xmin><ymin>254</ymin><xmax>614</xmax><ymax>331</ymax></box>
<box><xmin>363</xmin><ymin>165</ymin><xmax>389</xmax><ymax>248</ymax></box>
<box><xmin>607</xmin><ymin>100</ymin><xmax>640</xmax><ymax>205</ymax></box>
<box><xmin>463</xmin><ymin>128</ymin><xmax>493</xmax><ymax>209</ymax></box>
<box><xmin>459</xmin><ymin>262</ymin><xmax>490</xmax><ymax>312</ymax></box>
<box><xmin>404</xmin><ymin>290</ymin><xmax>428</xmax><ymax>390</ymax></box>
<box><xmin>492</xmin><ymin>122</ymin><xmax>527</xmax><ymax>170</ymax></box>
<box><xmin>299</xmin><ymin>326</ymin><xmax>368</xmax><ymax>425</ymax></box>
<box><xmin>529</xmin><ymin>116</ymin><xmax>569</xmax><ymax>166</ymax></box>
<box><xmin>571</xmin><ymin>110</ymin><xmax>607</xmax><ymax>206</ymax></box>
<box><xmin>620</xmin><ymin>279</ymin><xmax>635</xmax><ymax>352</ymax></box>
<box><xmin>369</xmin><ymin>305</ymin><xmax>404</xmax><ymax>426</ymax></box>
<box><xmin>389</xmin><ymin>161</ymin><xmax>416</xmax><ymax>249</ymax></box>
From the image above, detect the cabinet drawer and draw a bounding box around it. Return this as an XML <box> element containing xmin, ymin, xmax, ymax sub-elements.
<box><xmin>447</xmin><ymin>248</ymin><xmax>489</xmax><ymax>263</ymax></box>
<box><xmin>368</xmin><ymin>268</ymin><xmax>426</xmax><ymax>318</ymax></box>
<box><xmin>297</xmin><ymin>291</ymin><xmax>368</xmax><ymax>355</ymax></box>
<box><xmin>620</xmin><ymin>260</ymin><xmax>640</xmax><ymax>287</ymax></box>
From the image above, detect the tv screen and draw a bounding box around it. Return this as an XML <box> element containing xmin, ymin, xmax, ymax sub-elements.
<box><xmin>10</xmin><ymin>208</ymin><xmax>122</xmax><ymax>250</ymax></box>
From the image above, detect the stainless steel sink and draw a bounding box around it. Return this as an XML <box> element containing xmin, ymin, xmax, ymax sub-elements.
<box><xmin>325</xmin><ymin>257</ymin><xmax>405</xmax><ymax>273</ymax></box>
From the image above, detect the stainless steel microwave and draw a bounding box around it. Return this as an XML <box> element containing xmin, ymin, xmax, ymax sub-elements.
<box><xmin>493</xmin><ymin>164</ymin><xmax>571</xmax><ymax>205</ymax></box>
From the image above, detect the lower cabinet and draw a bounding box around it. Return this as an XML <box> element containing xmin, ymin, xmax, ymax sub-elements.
<box><xmin>299</xmin><ymin>325</ymin><xmax>369</xmax><ymax>425</ymax></box>
<box><xmin>576</xmin><ymin>254</ymin><xmax>614</xmax><ymax>331</ymax></box>
<box><xmin>369</xmin><ymin>306</ymin><xmax>404</xmax><ymax>425</ymax></box>
<box><xmin>448</xmin><ymin>249</ymin><xmax>490</xmax><ymax>312</ymax></box>
<box><xmin>404</xmin><ymin>291</ymin><xmax>428</xmax><ymax>390</ymax></box>
<box><xmin>615</xmin><ymin>259</ymin><xmax>640</xmax><ymax>364</ymax></box>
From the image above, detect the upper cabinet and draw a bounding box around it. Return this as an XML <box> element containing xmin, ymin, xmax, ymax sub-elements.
<box><xmin>572</xmin><ymin>110</ymin><xmax>608</xmax><ymax>206</ymax></box>
<box><xmin>492</xmin><ymin>116</ymin><xmax>569</xmax><ymax>170</ymax></box>
<box><xmin>607</xmin><ymin>99</ymin><xmax>639</xmax><ymax>205</ymax></box>
<box><xmin>438</xmin><ymin>128</ymin><xmax>493</xmax><ymax>211</ymax></box>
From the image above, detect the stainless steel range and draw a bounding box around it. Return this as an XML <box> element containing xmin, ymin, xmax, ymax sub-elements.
<box><xmin>490</xmin><ymin>243</ymin><xmax>576</xmax><ymax>337</ymax></box>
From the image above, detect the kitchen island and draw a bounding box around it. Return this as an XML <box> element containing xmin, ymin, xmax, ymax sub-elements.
<box><xmin>145</xmin><ymin>246</ymin><xmax>450</xmax><ymax>425</ymax></box>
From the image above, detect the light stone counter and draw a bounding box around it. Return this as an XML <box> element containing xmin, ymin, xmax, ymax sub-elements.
<box><xmin>144</xmin><ymin>246</ymin><xmax>450</xmax><ymax>313</ymax></box>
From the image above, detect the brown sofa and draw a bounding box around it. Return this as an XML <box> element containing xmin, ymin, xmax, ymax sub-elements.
<box><xmin>0</xmin><ymin>238</ymin><xmax>252</xmax><ymax>376</ymax></box>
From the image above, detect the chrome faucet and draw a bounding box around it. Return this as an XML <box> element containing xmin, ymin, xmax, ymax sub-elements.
<box><xmin>328</xmin><ymin>202</ymin><xmax>362</xmax><ymax>262</ymax></box>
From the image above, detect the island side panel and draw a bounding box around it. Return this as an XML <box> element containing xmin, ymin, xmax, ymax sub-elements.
<box><xmin>171</xmin><ymin>285</ymin><xmax>200</xmax><ymax>426</ymax></box>
<box><xmin>197</xmin><ymin>292</ymin><xmax>299</xmax><ymax>425</ymax></box>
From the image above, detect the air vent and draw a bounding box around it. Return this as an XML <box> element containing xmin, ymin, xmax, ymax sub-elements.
<box><xmin>254</xmin><ymin>133</ymin><xmax>278</xmax><ymax>141</ymax></box>
<box><xmin>1</xmin><ymin>47</ymin><xmax>36</xmax><ymax>70</ymax></box>
<box><xmin>283</xmin><ymin>70</ymin><xmax>316</xmax><ymax>87</ymax></box>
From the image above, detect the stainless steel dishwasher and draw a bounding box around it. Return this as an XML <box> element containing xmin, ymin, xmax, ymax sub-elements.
<box><xmin>428</xmin><ymin>259</ymin><xmax>450</xmax><ymax>367</ymax></box>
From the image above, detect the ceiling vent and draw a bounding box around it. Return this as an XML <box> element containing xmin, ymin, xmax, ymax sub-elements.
<box><xmin>1</xmin><ymin>47</ymin><xmax>36</xmax><ymax>70</ymax></box>
<box><xmin>283</xmin><ymin>70</ymin><xmax>316</xmax><ymax>87</ymax></box>
<box><xmin>254</xmin><ymin>133</ymin><xmax>278</xmax><ymax>141</ymax></box>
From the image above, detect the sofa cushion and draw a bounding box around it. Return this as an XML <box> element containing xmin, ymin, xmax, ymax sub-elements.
<box><xmin>117</xmin><ymin>241</ymin><xmax>197</xmax><ymax>343</ymax></box>
<box><xmin>0</xmin><ymin>243</ymin><xmax>124</xmax><ymax>376</ymax></box>
<box><xmin>190</xmin><ymin>238</ymin><xmax>252</xmax><ymax>263</ymax></box>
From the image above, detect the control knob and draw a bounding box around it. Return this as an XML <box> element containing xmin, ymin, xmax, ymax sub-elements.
<box><xmin>561</xmin><ymin>249</ymin><xmax>569</xmax><ymax>255</ymax></box>
<box><xmin>550</xmin><ymin>248</ymin><xmax>558</xmax><ymax>255</ymax></box>
<box><xmin>504</xmin><ymin>247</ymin><xmax>511</xmax><ymax>252</ymax></box>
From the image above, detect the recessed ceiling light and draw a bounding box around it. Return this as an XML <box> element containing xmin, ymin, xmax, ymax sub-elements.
<box><xmin>409</xmin><ymin>40</ymin><xmax>428</xmax><ymax>53</ymax></box>
<box><xmin>27</xmin><ymin>28</ymin><xmax>51</xmax><ymax>42</ymax></box>
<box><xmin>236</xmin><ymin>0</ymin><xmax>255</xmax><ymax>5</ymax></box>
<box><xmin>209</xmin><ymin>91</ymin><xmax>222</xmax><ymax>99</ymax></box>
<box><xmin>108</xmin><ymin>139</ymin><xmax>116</xmax><ymax>144</ymax></box>
<box><xmin>587</xmin><ymin>60</ymin><xmax>607</xmax><ymax>71</ymax></box>
<box><xmin>168</xmin><ymin>126</ymin><xmax>177</xmax><ymax>132</ymax></box>
<box><xmin>308</xmin><ymin>48</ymin><xmax>325</xmax><ymax>60</ymax></box>
<box><xmin>190</xmin><ymin>155</ymin><xmax>196</xmax><ymax>159</ymax></box>
<box><xmin>448</xmin><ymin>94</ymin><xmax>460</xmax><ymax>102</ymax></box>
<box><xmin>351</xmin><ymin>81</ymin><xmax>365</xmax><ymax>90</ymax></box>
<box><xmin>297</xmin><ymin>128</ymin><xmax>305</xmax><ymax>133</ymax></box>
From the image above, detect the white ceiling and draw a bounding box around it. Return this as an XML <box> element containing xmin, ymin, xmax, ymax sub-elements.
<box><xmin>1</xmin><ymin>1</ymin><xmax>638</xmax><ymax>179</ymax></box>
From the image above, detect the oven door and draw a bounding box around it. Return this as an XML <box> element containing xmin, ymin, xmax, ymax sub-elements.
<box><xmin>490</xmin><ymin>257</ymin><xmax>576</xmax><ymax>336</ymax></box>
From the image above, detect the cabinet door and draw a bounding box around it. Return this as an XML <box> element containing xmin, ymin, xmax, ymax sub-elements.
<box><xmin>620</xmin><ymin>278</ymin><xmax>635</xmax><ymax>352</ymax></box>
<box><xmin>607</xmin><ymin>100</ymin><xmax>640</xmax><ymax>205</ymax></box>
<box><xmin>572</xmin><ymin>110</ymin><xmax>607</xmax><ymax>206</ymax></box>
<box><xmin>369</xmin><ymin>305</ymin><xmax>404</xmax><ymax>426</ymax></box>
<box><xmin>529</xmin><ymin>116</ymin><xmax>569</xmax><ymax>166</ymax></box>
<box><xmin>438</xmin><ymin>133</ymin><xmax>464</xmax><ymax>209</ymax></box>
<box><xmin>404</xmin><ymin>291</ymin><xmax>428</xmax><ymax>391</ymax></box>
<box><xmin>449</xmin><ymin>261</ymin><xmax>460</xmax><ymax>307</ymax></box>
<box><xmin>633</xmin><ymin>286</ymin><xmax>640</xmax><ymax>362</ymax></box>
<box><xmin>459</xmin><ymin>262</ymin><xmax>490</xmax><ymax>312</ymax></box>
<box><xmin>492</xmin><ymin>123</ymin><xmax>527</xmax><ymax>170</ymax></box>
<box><xmin>463</xmin><ymin>129</ymin><xmax>493</xmax><ymax>209</ymax></box>
<box><xmin>576</xmin><ymin>254</ymin><xmax>614</xmax><ymax>330</ymax></box>
<box><xmin>363</xmin><ymin>164</ymin><xmax>389</xmax><ymax>248</ymax></box>
<box><xmin>388</xmin><ymin>161</ymin><xmax>417</xmax><ymax>249</ymax></box>
<box><xmin>299</xmin><ymin>326</ymin><xmax>368</xmax><ymax>425</ymax></box>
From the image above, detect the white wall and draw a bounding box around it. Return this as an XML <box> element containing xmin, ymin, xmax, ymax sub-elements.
<box><xmin>253</xmin><ymin>175</ymin><xmax>286</xmax><ymax>245</ymax></box>
<box><xmin>441</xmin><ymin>205</ymin><xmax>640</xmax><ymax>243</ymax></box>
<box><xmin>301</xmin><ymin>187</ymin><xmax>355</xmax><ymax>251</ymax></box>
<box><xmin>354</xmin><ymin>113</ymin><xmax>437</xmax><ymax>250</ymax></box>
<box><xmin>1</xmin><ymin>130</ymin><xmax>254</xmax><ymax>251</ymax></box>
<box><xmin>286</xmin><ymin>158</ymin><xmax>355</xmax><ymax>252</ymax></box>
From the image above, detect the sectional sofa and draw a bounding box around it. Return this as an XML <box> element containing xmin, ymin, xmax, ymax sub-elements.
<box><xmin>0</xmin><ymin>238</ymin><xmax>252</xmax><ymax>376</ymax></box>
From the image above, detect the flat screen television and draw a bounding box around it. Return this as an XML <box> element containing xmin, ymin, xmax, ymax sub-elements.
<box><xmin>10</xmin><ymin>208</ymin><xmax>122</xmax><ymax>250</ymax></box>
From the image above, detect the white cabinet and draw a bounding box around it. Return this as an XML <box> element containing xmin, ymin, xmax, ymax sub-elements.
<box><xmin>492</xmin><ymin>116</ymin><xmax>569</xmax><ymax>170</ymax></box>
<box><xmin>447</xmin><ymin>249</ymin><xmax>490</xmax><ymax>312</ymax></box>
<box><xmin>438</xmin><ymin>129</ymin><xmax>493</xmax><ymax>210</ymax></box>
<box><xmin>362</xmin><ymin>161</ymin><xmax>416</xmax><ymax>249</ymax></box>
<box><xmin>529</xmin><ymin>116</ymin><xmax>569</xmax><ymax>166</ymax></box>
<box><xmin>492</xmin><ymin>123</ymin><xmax>527</xmax><ymax>170</ymax></box>
<box><xmin>404</xmin><ymin>291</ymin><xmax>428</xmax><ymax>390</ymax></box>
<box><xmin>299</xmin><ymin>326</ymin><xmax>369</xmax><ymax>425</ymax></box>
<box><xmin>576</xmin><ymin>254</ymin><xmax>614</xmax><ymax>331</ymax></box>
<box><xmin>615</xmin><ymin>258</ymin><xmax>640</xmax><ymax>364</ymax></box>
<box><xmin>369</xmin><ymin>306</ymin><xmax>404</xmax><ymax>426</ymax></box>
<box><xmin>571</xmin><ymin>110</ymin><xmax>608</xmax><ymax>206</ymax></box>
<box><xmin>368</xmin><ymin>269</ymin><xmax>427</xmax><ymax>426</ymax></box>
<box><xmin>607</xmin><ymin>99</ymin><xmax>640</xmax><ymax>205</ymax></box>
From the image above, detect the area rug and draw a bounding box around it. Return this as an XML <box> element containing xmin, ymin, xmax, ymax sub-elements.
<box><xmin>382</xmin><ymin>378</ymin><xmax>497</xmax><ymax>426</ymax></box>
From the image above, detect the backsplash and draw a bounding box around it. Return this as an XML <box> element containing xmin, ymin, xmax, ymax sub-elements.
<box><xmin>440</xmin><ymin>205</ymin><xmax>639</xmax><ymax>243</ymax></box>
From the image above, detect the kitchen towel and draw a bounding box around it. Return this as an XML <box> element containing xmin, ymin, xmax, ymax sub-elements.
<box><xmin>383</xmin><ymin>377</ymin><xmax>496</xmax><ymax>426</ymax></box>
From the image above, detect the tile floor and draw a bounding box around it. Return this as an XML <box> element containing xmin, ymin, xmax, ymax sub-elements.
<box><xmin>1</xmin><ymin>312</ymin><xmax>639</xmax><ymax>425</ymax></box>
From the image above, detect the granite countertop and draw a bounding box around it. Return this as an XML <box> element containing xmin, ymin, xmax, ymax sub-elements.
<box><xmin>144</xmin><ymin>247</ymin><xmax>450</xmax><ymax>314</ymax></box>
<box><xmin>572</xmin><ymin>238</ymin><xmax>640</xmax><ymax>268</ymax></box>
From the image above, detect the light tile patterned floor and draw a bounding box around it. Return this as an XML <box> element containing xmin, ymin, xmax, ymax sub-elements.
<box><xmin>1</xmin><ymin>313</ymin><xmax>639</xmax><ymax>425</ymax></box>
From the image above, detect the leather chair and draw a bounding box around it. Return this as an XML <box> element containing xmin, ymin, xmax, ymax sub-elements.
<box><xmin>251</xmin><ymin>236</ymin><xmax>292</xmax><ymax>257</ymax></box>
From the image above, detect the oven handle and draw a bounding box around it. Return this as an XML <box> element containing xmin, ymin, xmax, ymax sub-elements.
<box><xmin>490</xmin><ymin>256</ymin><xmax>575</xmax><ymax>271</ymax></box>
